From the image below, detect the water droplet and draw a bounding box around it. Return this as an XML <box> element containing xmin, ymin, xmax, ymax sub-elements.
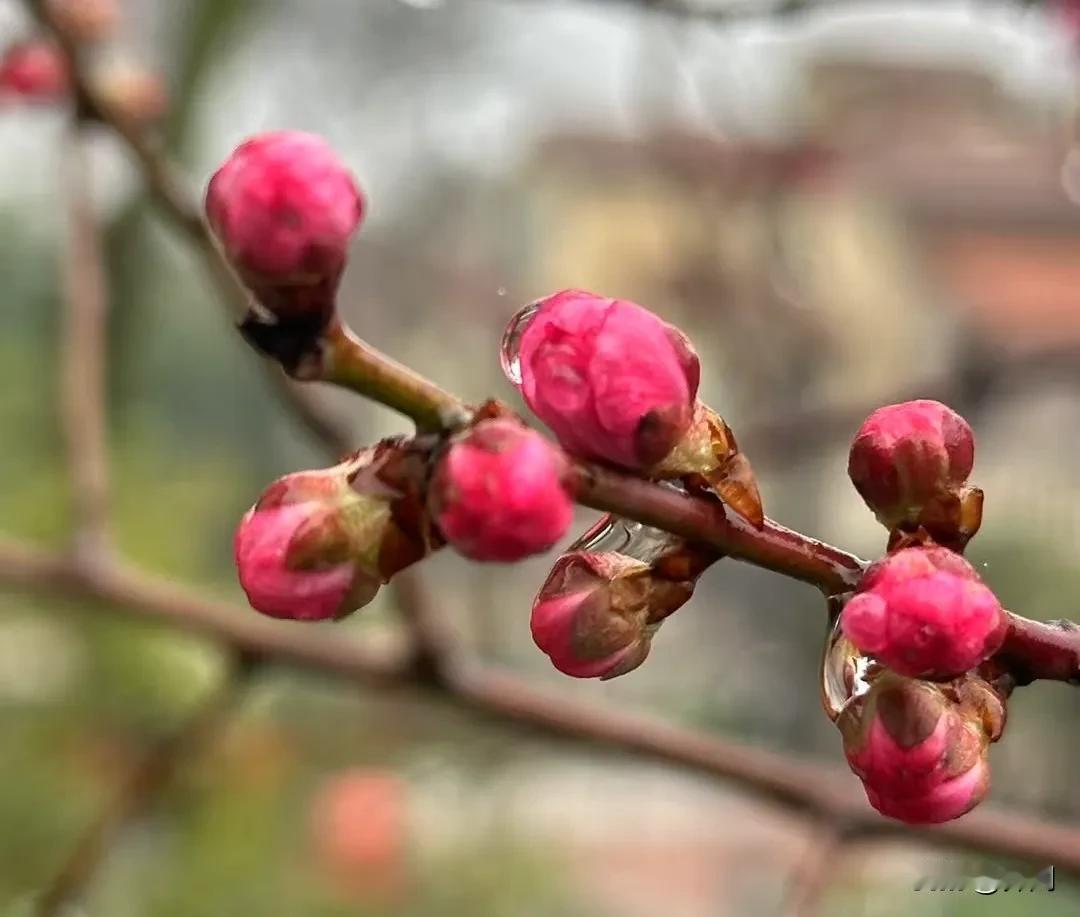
<box><xmin>499</xmin><ymin>299</ymin><xmax>541</xmax><ymax>385</ymax></box>
<box><xmin>396</xmin><ymin>0</ymin><xmax>443</xmax><ymax>8</ymax></box>
<box><xmin>570</xmin><ymin>513</ymin><xmax>686</xmax><ymax>563</ymax></box>
<box><xmin>821</xmin><ymin>608</ymin><xmax>879</xmax><ymax>721</ymax></box>
<box><xmin>496</xmin><ymin>286</ymin><xmax>507</xmax><ymax>297</ymax></box>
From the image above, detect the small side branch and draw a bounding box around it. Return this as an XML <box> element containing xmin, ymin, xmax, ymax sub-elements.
<box><xmin>60</xmin><ymin>121</ymin><xmax>111</xmax><ymax>564</ymax></box>
<box><xmin>34</xmin><ymin>659</ymin><xmax>254</xmax><ymax>917</ymax></box>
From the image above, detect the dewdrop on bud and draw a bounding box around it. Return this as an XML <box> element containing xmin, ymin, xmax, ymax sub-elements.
<box><xmin>503</xmin><ymin>290</ymin><xmax>699</xmax><ymax>470</ymax></box>
<box><xmin>530</xmin><ymin>550</ymin><xmax>695</xmax><ymax>679</ymax></box>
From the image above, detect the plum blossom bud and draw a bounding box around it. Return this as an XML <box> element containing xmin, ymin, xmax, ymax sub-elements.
<box><xmin>47</xmin><ymin>0</ymin><xmax>120</xmax><ymax>43</ymax></box>
<box><xmin>205</xmin><ymin>131</ymin><xmax>363</xmax><ymax>326</ymax></box>
<box><xmin>848</xmin><ymin>399</ymin><xmax>980</xmax><ymax>546</ymax></box>
<box><xmin>235</xmin><ymin>443</ymin><xmax>438</xmax><ymax>621</ymax></box>
<box><xmin>309</xmin><ymin>769</ymin><xmax>407</xmax><ymax>901</ymax></box>
<box><xmin>842</xmin><ymin>546</ymin><xmax>1006</xmax><ymax>680</ymax></box>
<box><xmin>516</xmin><ymin>290</ymin><xmax>699</xmax><ymax>470</ymax></box>
<box><xmin>428</xmin><ymin>418</ymin><xmax>573</xmax><ymax>562</ymax></box>
<box><xmin>837</xmin><ymin>672</ymin><xmax>1003</xmax><ymax>824</ymax></box>
<box><xmin>530</xmin><ymin>551</ymin><xmax>694</xmax><ymax>679</ymax></box>
<box><xmin>0</xmin><ymin>42</ymin><xmax>67</xmax><ymax>103</ymax></box>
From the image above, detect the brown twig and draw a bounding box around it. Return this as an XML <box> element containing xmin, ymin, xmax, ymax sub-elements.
<box><xmin>782</xmin><ymin>820</ymin><xmax>849</xmax><ymax>917</ymax></box>
<box><xmin>34</xmin><ymin>659</ymin><xmax>252</xmax><ymax>917</ymax></box>
<box><xmin>33</xmin><ymin>3</ymin><xmax>1080</xmax><ymax>682</ymax></box>
<box><xmin>27</xmin><ymin>0</ymin><xmax>357</xmax><ymax>457</ymax></box>
<box><xmin>571</xmin><ymin>462</ymin><xmax>865</xmax><ymax>593</ymax></box>
<box><xmin>20</xmin><ymin>3</ymin><xmax>1080</xmax><ymax>897</ymax></box>
<box><xmin>1</xmin><ymin>537</ymin><xmax>1080</xmax><ymax>872</ymax></box>
<box><xmin>60</xmin><ymin>120</ymin><xmax>111</xmax><ymax>564</ymax></box>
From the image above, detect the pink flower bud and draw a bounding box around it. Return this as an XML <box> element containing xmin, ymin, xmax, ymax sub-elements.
<box><xmin>842</xmin><ymin>547</ymin><xmax>1006</xmax><ymax>679</ymax></box>
<box><xmin>429</xmin><ymin>418</ymin><xmax>573</xmax><ymax>562</ymax></box>
<box><xmin>0</xmin><ymin>42</ymin><xmax>67</xmax><ymax>103</ymax></box>
<box><xmin>235</xmin><ymin>441</ymin><xmax>440</xmax><ymax>621</ymax></box>
<box><xmin>517</xmin><ymin>290</ymin><xmax>699</xmax><ymax>470</ymax></box>
<box><xmin>530</xmin><ymin>551</ymin><xmax>693</xmax><ymax>679</ymax></box>
<box><xmin>848</xmin><ymin>399</ymin><xmax>976</xmax><ymax>540</ymax></box>
<box><xmin>838</xmin><ymin>673</ymin><xmax>1001</xmax><ymax>824</ymax></box>
<box><xmin>309</xmin><ymin>769</ymin><xmax>407</xmax><ymax>901</ymax></box>
<box><xmin>205</xmin><ymin>131</ymin><xmax>363</xmax><ymax>324</ymax></box>
<box><xmin>235</xmin><ymin>468</ymin><xmax>382</xmax><ymax>621</ymax></box>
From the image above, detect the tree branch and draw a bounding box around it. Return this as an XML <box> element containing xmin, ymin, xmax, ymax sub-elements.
<box><xmin>1</xmin><ymin>537</ymin><xmax>1079</xmax><ymax>872</ymax></box>
<box><xmin>60</xmin><ymin>120</ymin><xmax>111</xmax><ymax>564</ymax></box>
<box><xmin>30</xmin><ymin>3</ymin><xmax>1080</xmax><ymax>685</ymax></box>
<box><xmin>34</xmin><ymin>660</ymin><xmax>251</xmax><ymax>917</ymax></box>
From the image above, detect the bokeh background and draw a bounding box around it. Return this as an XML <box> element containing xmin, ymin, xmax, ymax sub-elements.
<box><xmin>2</xmin><ymin>0</ymin><xmax>1080</xmax><ymax>914</ymax></box>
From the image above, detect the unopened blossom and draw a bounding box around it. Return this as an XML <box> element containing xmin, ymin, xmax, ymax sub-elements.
<box><xmin>429</xmin><ymin>418</ymin><xmax>573</xmax><ymax>562</ymax></box>
<box><xmin>530</xmin><ymin>551</ymin><xmax>693</xmax><ymax>679</ymax></box>
<box><xmin>838</xmin><ymin>672</ymin><xmax>1002</xmax><ymax>824</ymax></box>
<box><xmin>309</xmin><ymin>769</ymin><xmax>407</xmax><ymax>901</ymax></box>
<box><xmin>842</xmin><ymin>546</ymin><xmax>1006</xmax><ymax>680</ymax></box>
<box><xmin>235</xmin><ymin>439</ymin><xmax>440</xmax><ymax>621</ymax></box>
<box><xmin>205</xmin><ymin>131</ymin><xmax>363</xmax><ymax>324</ymax></box>
<box><xmin>0</xmin><ymin>42</ymin><xmax>67</xmax><ymax>103</ymax></box>
<box><xmin>515</xmin><ymin>289</ymin><xmax>699</xmax><ymax>470</ymax></box>
<box><xmin>848</xmin><ymin>399</ymin><xmax>975</xmax><ymax>536</ymax></box>
<box><xmin>235</xmin><ymin>466</ymin><xmax>384</xmax><ymax>621</ymax></box>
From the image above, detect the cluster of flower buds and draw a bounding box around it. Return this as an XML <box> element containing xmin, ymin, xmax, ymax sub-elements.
<box><xmin>829</xmin><ymin>398</ymin><xmax>1012</xmax><ymax>823</ymax></box>
<box><xmin>214</xmin><ymin>130</ymin><xmax>1042</xmax><ymax>829</ymax></box>
<box><xmin>207</xmin><ymin>134</ymin><xmax>588</xmax><ymax>621</ymax></box>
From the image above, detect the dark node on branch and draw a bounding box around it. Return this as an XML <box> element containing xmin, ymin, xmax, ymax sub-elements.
<box><xmin>237</xmin><ymin>309</ymin><xmax>326</xmax><ymax>378</ymax></box>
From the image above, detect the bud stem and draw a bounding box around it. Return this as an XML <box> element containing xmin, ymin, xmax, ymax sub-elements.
<box><xmin>321</xmin><ymin>320</ymin><xmax>470</xmax><ymax>432</ymax></box>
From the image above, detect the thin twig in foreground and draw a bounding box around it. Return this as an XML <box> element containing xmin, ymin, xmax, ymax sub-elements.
<box><xmin>35</xmin><ymin>660</ymin><xmax>253</xmax><ymax>917</ymax></box>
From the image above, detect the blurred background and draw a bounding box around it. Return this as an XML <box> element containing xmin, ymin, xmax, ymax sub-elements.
<box><xmin>2</xmin><ymin>0</ymin><xmax>1080</xmax><ymax>914</ymax></box>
